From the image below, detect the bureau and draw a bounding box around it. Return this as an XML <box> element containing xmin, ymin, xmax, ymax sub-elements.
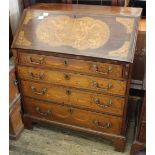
<box><xmin>12</xmin><ymin>3</ymin><xmax>142</xmax><ymax>152</ymax></box>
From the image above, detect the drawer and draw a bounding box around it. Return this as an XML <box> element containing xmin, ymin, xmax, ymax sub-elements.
<box><xmin>18</xmin><ymin>52</ymin><xmax>125</xmax><ymax>79</ymax></box>
<box><xmin>9</xmin><ymin>68</ymin><xmax>19</xmax><ymax>104</ymax></box>
<box><xmin>21</xmin><ymin>80</ymin><xmax>125</xmax><ymax>116</ymax></box>
<box><xmin>18</xmin><ymin>66</ymin><xmax>127</xmax><ymax>96</ymax></box>
<box><xmin>23</xmin><ymin>97</ymin><xmax>122</xmax><ymax>134</ymax></box>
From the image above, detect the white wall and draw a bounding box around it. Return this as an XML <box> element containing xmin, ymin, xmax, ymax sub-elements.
<box><xmin>9</xmin><ymin>0</ymin><xmax>24</xmax><ymax>35</ymax></box>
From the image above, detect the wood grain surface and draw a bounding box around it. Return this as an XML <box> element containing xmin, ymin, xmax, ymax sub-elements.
<box><xmin>20</xmin><ymin>80</ymin><xmax>125</xmax><ymax>116</ymax></box>
<box><xmin>12</xmin><ymin>4</ymin><xmax>142</xmax><ymax>62</ymax></box>
<box><xmin>18</xmin><ymin>66</ymin><xmax>127</xmax><ymax>95</ymax></box>
<box><xmin>18</xmin><ymin>52</ymin><xmax>125</xmax><ymax>79</ymax></box>
<box><xmin>23</xmin><ymin>97</ymin><xmax>122</xmax><ymax>134</ymax></box>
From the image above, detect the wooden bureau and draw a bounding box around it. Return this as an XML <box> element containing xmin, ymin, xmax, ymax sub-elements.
<box><xmin>12</xmin><ymin>3</ymin><xmax>142</xmax><ymax>152</ymax></box>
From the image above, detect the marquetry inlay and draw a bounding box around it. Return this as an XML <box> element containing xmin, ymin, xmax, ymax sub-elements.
<box><xmin>108</xmin><ymin>41</ymin><xmax>130</xmax><ymax>58</ymax></box>
<box><xmin>116</xmin><ymin>17</ymin><xmax>134</xmax><ymax>33</ymax></box>
<box><xmin>16</xmin><ymin>31</ymin><xmax>31</xmax><ymax>46</ymax></box>
<box><xmin>36</xmin><ymin>15</ymin><xmax>110</xmax><ymax>50</ymax></box>
<box><xmin>23</xmin><ymin>11</ymin><xmax>40</xmax><ymax>25</ymax></box>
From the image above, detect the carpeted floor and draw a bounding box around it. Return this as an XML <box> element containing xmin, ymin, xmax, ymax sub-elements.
<box><xmin>9</xmin><ymin>120</ymin><xmax>137</xmax><ymax>155</ymax></box>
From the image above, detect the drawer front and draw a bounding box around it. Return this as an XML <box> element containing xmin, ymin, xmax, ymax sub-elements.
<box><xmin>18</xmin><ymin>52</ymin><xmax>124</xmax><ymax>79</ymax></box>
<box><xmin>9</xmin><ymin>70</ymin><xmax>19</xmax><ymax>104</ymax></box>
<box><xmin>21</xmin><ymin>81</ymin><xmax>125</xmax><ymax>116</ymax></box>
<box><xmin>18</xmin><ymin>66</ymin><xmax>127</xmax><ymax>96</ymax></box>
<box><xmin>23</xmin><ymin>97</ymin><xmax>122</xmax><ymax>134</ymax></box>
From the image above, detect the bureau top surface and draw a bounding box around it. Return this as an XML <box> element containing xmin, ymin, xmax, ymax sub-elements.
<box><xmin>12</xmin><ymin>4</ymin><xmax>142</xmax><ymax>63</ymax></box>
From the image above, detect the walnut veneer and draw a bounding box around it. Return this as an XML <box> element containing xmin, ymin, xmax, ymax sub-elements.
<box><xmin>12</xmin><ymin>4</ymin><xmax>142</xmax><ymax>152</ymax></box>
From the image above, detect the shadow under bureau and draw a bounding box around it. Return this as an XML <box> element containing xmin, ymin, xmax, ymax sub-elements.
<box><xmin>12</xmin><ymin>3</ymin><xmax>142</xmax><ymax>152</ymax></box>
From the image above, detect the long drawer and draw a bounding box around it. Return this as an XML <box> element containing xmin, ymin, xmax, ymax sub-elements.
<box><xmin>18</xmin><ymin>52</ymin><xmax>125</xmax><ymax>79</ymax></box>
<box><xmin>18</xmin><ymin>66</ymin><xmax>127</xmax><ymax>96</ymax></box>
<box><xmin>23</xmin><ymin>97</ymin><xmax>122</xmax><ymax>134</ymax></box>
<box><xmin>21</xmin><ymin>80</ymin><xmax>125</xmax><ymax>116</ymax></box>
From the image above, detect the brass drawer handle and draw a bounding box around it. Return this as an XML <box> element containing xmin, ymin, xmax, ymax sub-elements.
<box><xmin>35</xmin><ymin>106</ymin><xmax>51</xmax><ymax>116</ymax></box>
<box><xmin>64</xmin><ymin>73</ymin><xmax>70</xmax><ymax>80</ymax></box>
<box><xmin>29</xmin><ymin>57</ymin><xmax>44</xmax><ymax>65</ymax></box>
<box><xmin>94</xmin><ymin>99</ymin><xmax>112</xmax><ymax>108</ymax></box>
<box><xmin>93</xmin><ymin>120</ymin><xmax>112</xmax><ymax>129</ymax></box>
<box><xmin>31</xmin><ymin>86</ymin><xmax>47</xmax><ymax>95</ymax></box>
<box><xmin>29</xmin><ymin>70</ymin><xmax>45</xmax><ymax>80</ymax></box>
<box><xmin>92</xmin><ymin>81</ymin><xmax>113</xmax><ymax>91</ymax></box>
<box><xmin>92</xmin><ymin>64</ymin><xmax>112</xmax><ymax>75</ymax></box>
<box><xmin>66</xmin><ymin>89</ymin><xmax>72</xmax><ymax>95</ymax></box>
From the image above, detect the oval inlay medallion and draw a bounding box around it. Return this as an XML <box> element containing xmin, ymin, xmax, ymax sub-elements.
<box><xmin>36</xmin><ymin>15</ymin><xmax>110</xmax><ymax>50</ymax></box>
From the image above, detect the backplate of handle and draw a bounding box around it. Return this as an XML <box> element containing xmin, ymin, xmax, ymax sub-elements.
<box><xmin>94</xmin><ymin>98</ymin><xmax>112</xmax><ymax>108</ymax></box>
<box><xmin>93</xmin><ymin>120</ymin><xmax>112</xmax><ymax>129</ymax></box>
<box><xmin>92</xmin><ymin>64</ymin><xmax>112</xmax><ymax>74</ymax></box>
<box><xmin>31</xmin><ymin>86</ymin><xmax>47</xmax><ymax>95</ymax></box>
<box><xmin>28</xmin><ymin>70</ymin><xmax>44</xmax><ymax>80</ymax></box>
<box><xmin>92</xmin><ymin>81</ymin><xmax>113</xmax><ymax>91</ymax></box>
<box><xmin>29</xmin><ymin>57</ymin><xmax>44</xmax><ymax>65</ymax></box>
<box><xmin>35</xmin><ymin>106</ymin><xmax>51</xmax><ymax>116</ymax></box>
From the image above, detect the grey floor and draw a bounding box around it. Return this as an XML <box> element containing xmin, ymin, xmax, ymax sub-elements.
<box><xmin>9</xmin><ymin>121</ymin><xmax>144</xmax><ymax>155</ymax></box>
